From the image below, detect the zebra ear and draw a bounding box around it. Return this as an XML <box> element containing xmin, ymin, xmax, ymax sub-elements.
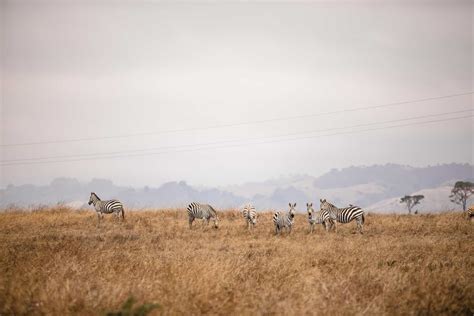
<box><xmin>306</xmin><ymin>203</ymin><xmax>309</xmax><ymax>207</ymax></box>
<box><xmin>293</xmin><ymin>203</ymin><xmax>296</xmax><ymax>207</ymax></box>
<box><xmin>289</xmin><ymin>203</ymin><xmax>292</xmax><ymax>207</ymax></box>
<box><xmin>320</xmin><ymin>198</ymin><xmax>323</xmax><ymax>203</ymax></box>
<box><xmin>309</xmin><ymin>202</ymin><xmax>312</xmax><ymax>207</ymax></box>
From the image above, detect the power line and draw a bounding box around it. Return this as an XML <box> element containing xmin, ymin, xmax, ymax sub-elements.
<box><xmin>2</xmin><ymin>91</ymin><xmax>472</xmax><ymax>148</ymax></box>
<box><xmin>2</xmin><ymin>108</ymin><xmax>472</xmax><ymax>163</ymax></box>
<box><xmin>1</xmin><ymin>114</ymin><xmax>472</xmax><ymax>167</ymax></box>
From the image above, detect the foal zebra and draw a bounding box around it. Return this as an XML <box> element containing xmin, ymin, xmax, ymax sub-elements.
<box><xmin>88</xmin><ymin>192</ymin><xmax>125</xmax><ymax>225</ymax></box>
<box><xmin>187</xmin><ymin>202</ymin><xmax>219</xmax><ymax>229</ymax></box>
<box><xmin>306</xmin><ymin>202</ymin><xmax>334</xmax><ymax>233</ymax></box>
<box><xmin>273</xmin><ymin>203</ymin><xmax>296</xmax><ymax>235</ymax></box>
<box><xmin>242</xmin><ymin>204</ymin><xmax>257</xmax><ymax>230</ymax></box>
<box><xmin>319</xmin><ymin>199</ymin><xmax>365</xmax><ymax>234</ymax></box>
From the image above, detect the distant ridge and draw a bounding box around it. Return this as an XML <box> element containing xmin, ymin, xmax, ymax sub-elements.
<box><xmin>1</xmin><ymin>163</ymin><xmax>472</xmax><ymax>212</ymax></box>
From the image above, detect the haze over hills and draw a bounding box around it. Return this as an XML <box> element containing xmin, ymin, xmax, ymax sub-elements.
<box><xmin>0</xmin><ymin>163</ymin><xmax>472</xmax><ymax>213</ymax></box>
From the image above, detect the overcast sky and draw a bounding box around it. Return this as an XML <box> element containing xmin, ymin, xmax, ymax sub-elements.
<box><xmin>1</xmin><ymin>0</ymin><xmax>473</xmax><ymax>188</ymax></box>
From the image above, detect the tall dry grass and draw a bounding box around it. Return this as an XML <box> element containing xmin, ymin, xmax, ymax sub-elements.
<box><xmin>0</xmin><ymin>206</ymin><xmax>472</xmax><ymax>315</ymax></box>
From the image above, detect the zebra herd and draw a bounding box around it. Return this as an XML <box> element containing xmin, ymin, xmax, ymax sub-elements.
<box><xmin>87</xmin><ymin>192</ymin><xmax>367</xmax><ymax>233</ymax></box>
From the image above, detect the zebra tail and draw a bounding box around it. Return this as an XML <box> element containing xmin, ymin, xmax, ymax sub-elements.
<box><xmin>121</xmin><ymin>208</ymin><xmax>125</xmax><ymax>220</ymax></box>
<box><xmin>361</xmin><ymin>213</ymin><xmax>365</xmax><ymax>224</ymax></box>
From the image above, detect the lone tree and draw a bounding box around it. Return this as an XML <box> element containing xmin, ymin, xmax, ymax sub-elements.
<box><xmin>400</xmin><ymin>195</ymin><xmax>424</xmax><ymax>214</ymax></box>
<box><xmin>449</xmin><ymin>181</ymin><xmax>474</xmax><ymax>211</ymax></box>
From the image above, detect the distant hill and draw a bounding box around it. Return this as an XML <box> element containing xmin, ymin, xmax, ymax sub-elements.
<box><xmin>1</xmin><ymin>163</ymin><xmax>472</xmax><ymax>212</ymax></box>
<box><xmin>366</xmin><ymin>185</ymin><xmax>457</xmax><ymax>213</ymax></box>
<box><xmin>0</xmin><ymin>179</ymin><xmax>244</xmax><ymax>209</ymax></box>
<box><xmin>221</xmin><ymin>163</ymin><xmax>473</xmax><ymax>211</ymax></box>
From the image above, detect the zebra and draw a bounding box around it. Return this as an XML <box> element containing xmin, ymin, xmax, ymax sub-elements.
<box><xmin>242</xmin><ymin>204</ymin><xmax>257</xmax><ymax>230</ymax></box>
<box><xmin>466</xmin><ymin>205</ymin><xmax>474</xmax><ymax>221</ymax></box>
<box><xmin>187</xmin><ymin>202</ymin><xmax>219</xmax><ymax>229</ymax></box>
<box><xmin>273</xmin><ymin>203</ymin><xmax>296</xmax><ymax>235</ymax></box>
<box><xmin>88</xmin><ymin>192</ymin><xmax>125</xmax><ymax>225</ymax></box>
<box><xmin>319</xmin><ymin>199</ymin><xmax>365</xmax><ymax>234</ymax></box>
<box><xmin>306</xmin><ymin>202</ymin><xmax>334</xmax><ymax>233</ymax></box>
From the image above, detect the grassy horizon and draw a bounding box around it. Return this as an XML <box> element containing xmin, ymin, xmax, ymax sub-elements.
<box><xmin>0</xmin><ymin>207</ymin><xmax>472</xmax><ymax>315</ymax></box>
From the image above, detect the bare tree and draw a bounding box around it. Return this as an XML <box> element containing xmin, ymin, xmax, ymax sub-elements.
<box><xmin>449</xmin><ymin>181</ymin><xmax>474</xmax><ymax>211</ymax></box>
<box><xmin>400</xmin><ymin>195</ymin><xmax>424</xmax><ymax>214</ymax></box>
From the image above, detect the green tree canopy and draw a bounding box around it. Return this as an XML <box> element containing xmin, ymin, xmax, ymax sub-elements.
<box><xmin>400</xmin><ymin>195</ymin><xmax>424</xmax><ymax>214</ymax></box>
<box><xmin>449</xmin><ymin>181</ymin><xmax>474</xmax><ymax>211</ymax></box>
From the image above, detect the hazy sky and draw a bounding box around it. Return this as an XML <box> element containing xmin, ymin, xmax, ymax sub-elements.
<box><xmin>1</xmin><ymin>0</ymin><xmax>473</xmax><ymax>188</ymax></box>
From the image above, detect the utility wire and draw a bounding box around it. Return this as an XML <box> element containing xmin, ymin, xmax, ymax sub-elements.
<box><xmin>1</xmin><ymin>91</ymin><xmax>472</xmax><ymax>148</ymax></box>
<box><xmin>2</xmin><ymin>108</ymin><xmax>472</xmax><ymax>163</ymax></box>
<box><xmin>1</xmin><ymin>114</ymin><xmax>472</xmax><ymax>167</ymax></box>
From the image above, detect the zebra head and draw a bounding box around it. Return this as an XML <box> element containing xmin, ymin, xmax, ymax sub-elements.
<box><xmin>319</xmin><ymin>199</ymin><xmax>332</xmax><ymax>212</ymax></box>
<box><xmin>250</xmin><ymin>212</ymin><xmax>257</xmax><ymax>225</ymax></box>
<box><xmin>306</xmin><ymin>202</ymin><xmax>313</xmax><ymax>218</ymax></box>
<box><xmin>288</xmin><ymin>203</ymin><xmax>296</xmax><ymax>218</ymax></box>
<box><xmin>88</xmin><ymin>192</ymin><xmax>98</xmax><ymax>205</ymax></box>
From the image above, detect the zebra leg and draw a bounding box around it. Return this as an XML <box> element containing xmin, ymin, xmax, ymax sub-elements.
<box><xmin>325</xmin><ymin>220</ymin><xmax>331</xmax><ymax>232</ymax></box>
<box><xmin>357</xmin><ymin>217</ymin><xmax>364</xmax><ymax>234</ymax></box>
<box><xmin>188</xmin><ymin>217</ymin><xmax>194</xmax><ymax>229</ymax></box>
<box><xmin>96</xmin><ymin>211</ymin><xmax>102</xmax><ymax>227</ymax></box>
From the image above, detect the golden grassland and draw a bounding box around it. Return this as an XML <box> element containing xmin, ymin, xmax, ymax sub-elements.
<box><xmin>0</xmin><ymin>207</ymin><xmax>473</xmax><ymax>315</ymax></box>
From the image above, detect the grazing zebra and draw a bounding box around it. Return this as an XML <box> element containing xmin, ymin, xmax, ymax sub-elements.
<box><xmin>242</xmin><ymin>204</ymin><xmax>257</xmax><ymax>230</ymax></box>
<box><xmin>88</xmin><ymin>192</ymin><xmax>125</xmax><ymax>225</ymax></box>
<box><xmin>306</xmin><ymin>202</ymin><xmax>334</xmax><ymax>233</ymax></box>
<box><xmin>273</xmin><ymin>203</ymin><xmax>296</xmax><ymax>235</ymax></box>
<box><xmin>187</xmin><ymin>202</ymin><xmax>219</xmax><ymax>229</ymax></box>
<box><xmin>320</xmin><ymin>199</ymin><xmax>365</xmax><ymax>234</ymax></box>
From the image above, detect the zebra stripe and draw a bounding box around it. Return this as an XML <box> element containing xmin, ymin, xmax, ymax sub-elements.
<box><xmin>242</xmin><ymin>204</ymin><xmax>257</xmax><ymax>230</ymax></box>
<box><xmin>320</xmin><ymin>199</ymin><xmax>365</xmax><ymax>233</ymax></box>
<box><xmin>88</xmin><ymin>192</ymin><xmax>125</xmax><ymax>225</ymax></box>
<box><xmin>273</xmin><ymin>203</ymin><xmax>296</xmax><ymax>235</ymax></box>
<box><xmin>306</xmin><ymin>202</ymin><xmax>334</xmax><ymax>233</ymax></box>
<box><xmin>187</xmin><ymin>202</ymin><xmax>219</xmax><ymax>229</ymax></box>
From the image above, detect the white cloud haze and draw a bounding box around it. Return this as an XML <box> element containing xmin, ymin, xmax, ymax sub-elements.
<box><xmin>1</xmin><ymin>1</ymin><xmax>472</xmax><ymax>188</ymax></box>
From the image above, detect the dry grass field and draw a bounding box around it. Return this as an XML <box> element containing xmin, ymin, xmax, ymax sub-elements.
<box><xmin>0</xmin><ymin>206</ymin><xmax>473</xmax><ymax>315</ymax></box>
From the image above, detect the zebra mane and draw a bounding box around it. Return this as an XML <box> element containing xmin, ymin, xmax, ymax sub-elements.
<box><xmin>208</xmin><ymin>204</ymin><xmax>218</xmax><ymax>216</ymax></box>
<box><xmin>324</xmin><ymin>200</ymin><xmax>337</xmax><ymax>208</ymax></box>
<box><xmin>91</xmin><ymin>192</ymin><xmax>101</xmax><ymax>200</ymax></box>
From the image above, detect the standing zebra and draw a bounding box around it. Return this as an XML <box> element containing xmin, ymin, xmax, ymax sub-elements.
<box><xmin>306</xmin><ymin>202</ymin><xmax>334</xmax><ymax>233</ymax></box>
<box><xmin>242</xmin><ymin>204</ymin><xmax>257</xmax><ymax>230</ymax></box>
<box><xmin>320</xmin><ymin>199</ymin><xmax>365</xmax><ymax>234</ymax></box>
<box><xmin>88</xmin><ymin>192</ymin><xmax>125</xmax><ymax>225</ymax></box>
<box><xmin>273</xmin><ymin>203</ymin><xmax>296</xmax><ymax>235</ymax></box>
<box><xmin>187</xmin><ymin>202</ymin><xmax>219</xmax><ymax>229</ymax></box>
<box><xmin>466</xmin><ymin>205</ymin><xmax>474</xmax><ymax>221</ymax></box>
